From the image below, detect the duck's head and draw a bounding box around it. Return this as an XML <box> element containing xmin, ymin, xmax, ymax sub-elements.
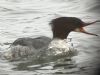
<box><xmin>50</xmin><ymin>17</ymin><xmax>99</xmax><ymax>39</ymax></box>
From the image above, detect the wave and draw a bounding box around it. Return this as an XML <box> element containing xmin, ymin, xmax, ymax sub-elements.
<box><xmin>0</xmin><ymin>0</ymin><xmax>99</xmax><ymax>13</ymax></box>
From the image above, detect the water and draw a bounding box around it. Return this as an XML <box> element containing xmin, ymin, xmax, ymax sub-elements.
<box><xmin>0</xmin><ymin>0</ymin><xmax>100</xmax><ymax>75</ymax></box>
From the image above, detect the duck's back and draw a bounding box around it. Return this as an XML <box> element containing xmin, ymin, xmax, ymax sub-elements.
<box><xmin>12</xmin><ymin>36</ymin><xmax>51</xmax><ymax>49</ymax></box>
<box><xmin>3</xmin><ymin>36</ymin><xmax>51</xmax><ymax>61</ymax></box>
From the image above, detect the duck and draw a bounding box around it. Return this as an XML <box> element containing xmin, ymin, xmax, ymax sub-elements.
<box><xmin>2</xmin><ymin>17</ymin><xmax>100</xmax><ymax>61</ymax></box>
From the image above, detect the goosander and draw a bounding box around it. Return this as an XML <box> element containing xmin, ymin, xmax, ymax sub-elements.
<box><xmin>2</xmin><ymin>17</ymin><xmax>100</xmax><ymax>61</ymax></box>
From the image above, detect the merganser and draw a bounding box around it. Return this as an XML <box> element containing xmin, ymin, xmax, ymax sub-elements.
<box><xmin>2</xmin><ymin>17</ymin><xmax>100</xmax><ymax>61</ymax></box>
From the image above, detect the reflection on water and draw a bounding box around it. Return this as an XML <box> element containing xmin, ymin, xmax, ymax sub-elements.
<box><xmin>0</xmin><ymin>0</ymin><xmax>100</xmax><ymax>75</ymax></box>
<box><xmin>4</xmin><ymin>56</ymin><xmax>79</xmax><ymax>74</ymax></box>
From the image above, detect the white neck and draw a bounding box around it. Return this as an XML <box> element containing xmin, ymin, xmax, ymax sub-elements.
<box><xmin>48</xmin><ymin>38</ymin><xmax>69</xmax><ymax>50</ymax></box>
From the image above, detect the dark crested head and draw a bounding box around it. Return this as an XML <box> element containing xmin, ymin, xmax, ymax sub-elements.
<box><xmin>50</xmin><ymin>17</ymin><xmax>99</xmax><ymax>39</ymax></box>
